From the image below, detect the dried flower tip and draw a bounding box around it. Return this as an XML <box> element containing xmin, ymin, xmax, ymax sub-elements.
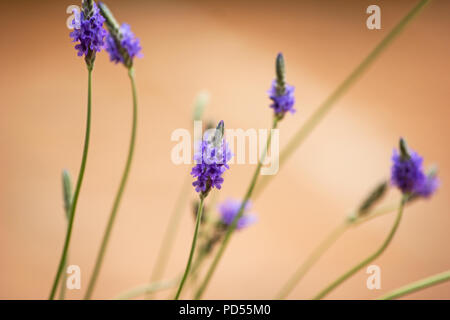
<box><xmin>276</xmin><ymin>52</ymin><xmax>286</xmax><ymax>94</ymax></box>
<box><xmin>399</xmin><ymin>137</ymin><xmax>410</xmax><ymax>160</ymax></box>
<box><xmin>213</xmin><ymin>120</ymin><xmax>224</xmax><ymax>148</ymax></box>
<box><xmin>357</xmin><ymin>181</ymin><xmax>388</xmax><ymax>216</ymax></box>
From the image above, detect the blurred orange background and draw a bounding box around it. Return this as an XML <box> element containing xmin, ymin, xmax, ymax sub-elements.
<box><xmin>0</xmin><ymin>0</ymin><xmax>449</xmax><ymax>299</ymax></box>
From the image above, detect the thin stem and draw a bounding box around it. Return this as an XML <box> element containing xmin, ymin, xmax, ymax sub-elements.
<box><xmin>275</xmin><ymin>199</ymin><xmax>403</xmax><ymax>299</ymax></box>
<box><xmin>174</xmin><ymin>197</ymin><xmax>205</xmax><ymax>299</ymax></box>
<box><xmin>276</xmin><ymin>221</ymin><xmax>350</xmax><ymax>299</ymax></box>
<box><xmin>313</xmin><ymin>196</ymin><xmax>407</xmax><ymax>300</ymax></box>
<box><xmin>84</xmin><ymin>67</ymin><xmax>138</xmax><ymax>299</ymax></box>
<box><xmin>49</xmin><ymin>68</ymin><xmax>92</xmax><ymax>299</ymax></box>
<box><xmin>378</xmin><ymin>270</ymin><xmax>450</xmax><ymax>300</ymax></box>
<box><xmin>116</xmin><ymin>278</ymin><xmax>179</xmax><ymax>300</ymax></box>
<box><xmin>59</xmin><ymin>255</ymin><xmax>69</xmax><ymax>300</ymax></box>
<box><xmin>253</xmin><ymin>0</ymin><xmax>431</xmax><ymax>199</ymax></box>
<box><xmin>194</xmin><ymin>118</ymin><xmax>279</xmax><ymax>299</ymax></box>
<box><xmin>146</xmin><ymin>175</ymin><xmax>191</xmax><ymax>299</ymax></box>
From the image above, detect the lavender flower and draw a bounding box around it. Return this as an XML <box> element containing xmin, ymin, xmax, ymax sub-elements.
<box><xmin>98</xmin><ymin>2</ymin><xmax>142</xmax><ymax>68</ymax></box>
<box><xmin>218</xmin><ymin>199</ymin><xmax>257</xmax><ymax>230</ymax></box>
<box><xmin>391</xmin><ymin>138</ymin><xmax>438</xmax><ymax>198</ymax></box>
<box><xmin>69</xmin><ymin>1</ymin><xmax>107</xmax><ymax>67</ymax></box>
<box><xmin>268</xmin><ymin>53</ymin><xmax>296</xmax><ymax>118</ymax></box>
<box><xmin>191</xmin><ymin>121</ymin><xmax>232</xmax><ymax>196</ymax></box>
<box><xmin>105</xmin><ymin>23</ymin><xmax>142</xmax><ymax>66</ymax></box>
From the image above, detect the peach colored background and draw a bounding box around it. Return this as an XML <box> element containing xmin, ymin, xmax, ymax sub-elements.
<box><xmin>0</xmin><ymin>0</ymin><xmax>449</xmax><ymax>299</ymax></box>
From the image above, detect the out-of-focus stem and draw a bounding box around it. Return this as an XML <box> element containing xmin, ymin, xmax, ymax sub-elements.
<box><xmin>253</xmin><ymin>0</ymin><xmax>431</xmax><ymax>199</ymax></box>
<box><xmin>313</xmin><ymin>196</ymin><xmax>406</xmax><ymax>300</ymax></box>
<box><xmin>378</xmin><ymin>270</ymin><xmax>450</xmax><ymax>300</ymax></box>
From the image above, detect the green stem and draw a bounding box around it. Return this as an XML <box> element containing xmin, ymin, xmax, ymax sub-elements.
<box><xmin>275</xmin><ymin>199</ymin><xmax>404</xmax><ymax>299</ymax></box>
<box><xmin>253</xmin><ymin>0</ymin><xmax>431</xmax><ymax>199</ymax></box>
<box><xmin>84</xmin><ymin>67</ymin><xmax>138</xmax><ymax>299</ymax></box>
<box><xmin>276</xmin><ymin>221</ymin><xmax>350</xmax><ymax>299</ymax></box>
<box><xmin>378</xmin><ymin>270</ymin><xmax>450</xmax><ymax>300</ymax></box>
<box><xmin>313</xmin><ymin>196</ymin><xmax>406</xmax><ymax>300</ymax></box>
<box><xmin>194</xmin><ymin>118</ymin><xmax>279</xmax><ymax>299</ymax></box>
<box><xmin>174</xmin><ymin>197</ymin><xmax>205</xmax><ymax>299</ymax></box>
<box><xmin>49</xmin><ymin>68</ymin><xmax>92</xmax><ymax>300</ymax></box>
<box><xmin>59</xmin><ymin>255</ymin><xmax>69</xmax><ymax>300</ymax></box>
<box><xmin>146</xmin><ymin>175</ymin><xmax>191</xmax><ymax>299</ymax></box>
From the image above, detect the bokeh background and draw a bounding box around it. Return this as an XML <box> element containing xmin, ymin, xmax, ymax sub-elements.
<box><xmin>1</xmin><ymin>0</ymin><xmax>449</xmax><ymax>299</ymax></box>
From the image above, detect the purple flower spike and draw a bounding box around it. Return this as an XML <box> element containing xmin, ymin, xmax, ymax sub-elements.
<box><xmin>268</xmin><ymin>53</ymin><xmax>295</xmax><ymax>118</ymax></box>
<box><xmin>218</xmin><ymin>199</ymin><xmax>257</xmax><ymax>230</ymax></box>
<box><xmin>390</xmin><ymin>138</ymin><xmax>438</xmax><ymax>198</ymax></box>
<box><xmin>268</xmin><ymin>80</ymin><xmax>296</xmax><ymax>116</ymax></box>
<box><xmin>191</xmin><ymin>121</ymin><xmax>232</xmax><ymax>196</ymax></box>
<box><xmin>105</xmin><ymin>23</ymin><xmax>142</xmax><ymax>66</ymax></box>
<box><xmin>69</xmin><ymin>2</ymin><xmax>107</xmax><ymax>63</ymax></box>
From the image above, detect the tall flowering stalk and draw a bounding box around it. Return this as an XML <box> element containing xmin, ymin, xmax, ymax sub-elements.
<box><xmin>253</xmin><ymin>0</ymin><xmax>432</xmax><ymax>199</ymax></box>
<box><xmin>147</xmin><ymin>92</ymin><xmax>210</xmax><ymax>299</ymax></box>
<box><xmin>194</xmin><ymin>53</ymin><xmax>295</xmax><ymax>299</ymax></box>
<box><xmin>84</xmin><ymin>2</ymin><xmax>142</xmax><ymax>299</ymax></box>
<box><xmin>49</xmin><ymin>0</ymin><xmax>106</xmax><ymax>300</ymax></box>
<box><xmin>174</xmin><ymin>121</ymin><xmax>232</xmax><ymax>299</ymax></box>
<box><xmin>312</xmin><ymin>138</ymin><xmax>438</xmax><ymax>299</ymax></box>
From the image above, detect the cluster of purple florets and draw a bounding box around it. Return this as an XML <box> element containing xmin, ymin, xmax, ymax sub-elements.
<box><xmin>268</xmin><ymin>80</ymin><xmax>296</xmax><ymax>116</ymax></box>
<box><xmin>218</xmin><ymin>199</ymin><xmax>257</xmax><ymax>230</ymax></box>
<box><xmin>70</xmin><ymin>3</ymin><xmax>107</xmax><ymax>57</ymax></box>
<box><xmin>105</xmin><ymin>23</ymin><xmax>142</xmax><ymax>65</ymax></box>
<box><xmin>391</xmin><ymin>143</ymin><xmax>439</xmax><ymax>198</ymax></box>
<box><xmin>191</xmin><ymin>132</ymin><xmax>232</xmax><ymax>194</ymax></box>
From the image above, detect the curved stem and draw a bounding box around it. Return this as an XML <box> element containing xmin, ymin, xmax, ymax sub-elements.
<box><xmin>313</xmin><ymin>196</ymin><xmax>406</xmax><ymax>300</ymax></box>
<box><xmin>194</xmin><ymin>118</ymin><xmax>278</xmax><ymax>299</ymax></box>
<box><xmin>174</xmin><ymin>197</ymin><xmax>205</xmax><ymax>299</ymax></box>
<box><xmin>253</xmin><ymin>0</ymin><xmax>431</xmax><ymax>199</ymax></box>
<box><xmin>378</xmin><ymin>270</ymin><xmax>450</xmax><ymax>300</ymax></box>
<box><xmin>275</xmin><ymin>199</ymin><xmax>404</xmax><ymax>299</ymax></box>
<box><xmin>49</xmin><ymin>68</ymin><xmax>92</xmax><ymax>299</ymax></box>
<box><xmin>276</xmin><ymin>221</ymin><xmax>350</xmax><ymax>299</ymax></box>
<box><xmin>84</xmin><ymin>67</ymin><xmax>138</xmax><ymax>299</ymax></box>
<box><xmin>146</xmin><ymin>175</ymin><xmax>191</xmax><ymax>299</ymax></box>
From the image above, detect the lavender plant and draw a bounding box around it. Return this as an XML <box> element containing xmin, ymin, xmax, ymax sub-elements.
<box><xmin>49</xmin><ymin>0</ymin><xmax>106</xmax><ymax>300</ymax></box>
<box><xmin>174</xmin><ymin>121</ymin><xmax>232</xmax><ymax>299</ymax></box>
<box><xmin>84</xmin><ymin>1</ymin><xmax>142</xmax><ymax>299</ymax></box>
<box><xmin>147</xmin><ymin>93</ymin><xmax>210</xmax><ymax>299</ymax></box>
<box><xmin>312</xmin><ymin>138</ymin><xmax>438</xmax><ymax>300</ymax></box>
<box><xmin>194</xmin><ymin>53</ymin><xmax>295</xmax><ymax>299</ymax></box>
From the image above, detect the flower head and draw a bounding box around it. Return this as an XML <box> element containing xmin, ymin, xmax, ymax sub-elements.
<box><xmin>268</xmin><ymin>53</ymin><xmax>296</xmax><ymax>118</ymax></box>
<box><xmin>105</xmin><ymin>23</ymin><xmax>142</xmax><ymax>66</ymax></box>
<box><xmin>69</xmin><ymin>1</ymin><xmax>107</xmax><ymax>67</ymax></box>
<box><xmin>218</xmin><ymin>199</ymin><xmax>257</xmax><ymax>230</ymax></box>
<box><xmin>391</xmin><ymin>138</ymin><xmax>438</xmax><ymax>198</ymax></box>
<box><xmin>191</xmin><ymin>121</ymin><xmax>232</xmax><ymax>196</ymax></box>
